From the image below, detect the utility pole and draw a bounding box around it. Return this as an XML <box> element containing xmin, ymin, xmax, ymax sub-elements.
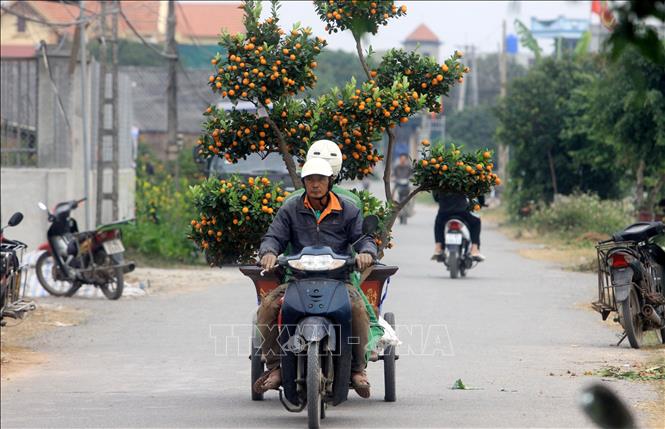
<box><xmin>456</xmin><ymin>44</ymin><xmax>468</xmax><ymax>112</ymax></box>
<box><xmin>111</xmin><ymin>1</ymin><xmax>119</xmax><ymax>220</ymax></box>
<box><xmin>96</xmin><ymin>0</ymin><xmax>120</xmax><ymax>224</ymax></box>
<box><xmin>166</xmin><ymin>0</ymin><xmax>179</xmax><ymax>191</ymax></box>
<box><xmin>497</xmin><ymin>20</ymin><xmax>509</xmax><ymax>190</ymax></box>
<box><xmin>95</xmin><ymin>0</ymin><xmax>106</xmax><ymax>225</ymax></box>
<box><xmin>470</xmin><ymin>45</ymin><xmax>479</xmax><ymax>107</ymax></box>
<box><xmin>79</xmin><ymin>0</ymin><xmax>91</xmax><ymax>230</ymax></box>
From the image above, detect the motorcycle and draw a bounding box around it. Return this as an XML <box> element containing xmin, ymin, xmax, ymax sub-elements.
<box><xmin>593</xmin><ymin>221</ymin><xmax>665</xmax><ymax>348</ymax></box>
<box><xmin>34</xmin><ymin>198</ymin><xmax>135</xmax><ymax>300</ymax></box>
<box><xmin>394</xmin><ymin>178</ymin><xmax>413</xmax><ymax>225</ymax></box>
<box><xmin>438</xmin><ymin>217</ymin><xmax>479</xmax><ymax>279</ymax></box>
<box><xmin>240</xmin><ymin>216</ymin><xmax>399</xmax><ymax>429</ymax></box>
<box><xmin>1</xmin><ymin>212</ymin><xmax>35</xmax><ymax>325</ymax></box>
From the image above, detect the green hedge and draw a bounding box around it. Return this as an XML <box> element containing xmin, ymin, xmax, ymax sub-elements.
<box><xmin>527</xmin><ymin>193</ymin><xmax>634</xmax><ymax>239</ymax></box>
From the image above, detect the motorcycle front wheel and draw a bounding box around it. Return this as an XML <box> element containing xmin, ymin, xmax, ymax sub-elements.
<box><xmin>620</xmin><ymin>288</ymin><xmax>643</xmax><ymax>349</ymax></box>
<box><xmin>307</xmin><ymin>341</ymin><xmax>322</xmax><ymax>429</ymax></box>
<box><xmin>35</xmin><ymin>252</ymin><xmax>78</xmax><ymax>297</ymax></box>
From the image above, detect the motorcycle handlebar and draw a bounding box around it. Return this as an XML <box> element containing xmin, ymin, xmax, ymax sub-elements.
<box><xmin>260</xmin><ymin>254</ymin><xmax>359</xmax><ymax>276</ymax></box>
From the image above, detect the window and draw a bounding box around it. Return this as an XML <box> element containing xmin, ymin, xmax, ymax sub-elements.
<box><xmin>17</xmin><ymin>16</ymin><xmax>26</xmax><ymax>33</ymax></box>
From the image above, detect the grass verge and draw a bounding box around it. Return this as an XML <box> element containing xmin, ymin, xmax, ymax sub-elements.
<box><xmin>486</xmin><ymin>205</ymin><xmax>599</xmax><ymax>272</ymax></box>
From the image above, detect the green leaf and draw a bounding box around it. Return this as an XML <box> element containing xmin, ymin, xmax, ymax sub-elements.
<box><xmin>452</xmin><ymin>379</ymin><xmax>467</xmax><ymax>390</ymax></box>
<box><xmin>514</xmin><ymin>19</ymin><xmax>542</xmax><ymax>62</ymax></box>
<box><xmin>574</xmin><ymin>31</ymin><xmax>591</xmax><ymax>62</ymax></box>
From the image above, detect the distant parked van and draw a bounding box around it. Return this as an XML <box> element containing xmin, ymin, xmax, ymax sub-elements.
<box><xmin>207</xmin><ymin>153</ymin><xmax>296</xmax><ymax>191</ymax></box>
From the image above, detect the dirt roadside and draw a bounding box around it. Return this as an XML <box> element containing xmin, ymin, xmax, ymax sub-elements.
<box><xmin>0</xmin><ymin>304</ymin><xmax>88</xmax><ymax>382</ymax></box>
<box><xmin>0</xmin><ymin>266</ymin><xmax>226</xmax><ymax>382</ymax></box>
<box><xmin>484</xmin><ymin>208</ymin><xmax>664</xmax><ymax>427</ymax></box>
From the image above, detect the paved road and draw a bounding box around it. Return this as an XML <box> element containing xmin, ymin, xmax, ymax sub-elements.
<box><xmin>1</xmin><ymin>203</ymin><xmax>659</xmax><ymax>428</ymax></box>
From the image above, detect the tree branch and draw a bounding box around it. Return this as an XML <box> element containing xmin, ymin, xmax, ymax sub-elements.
<box><xmin>379</xmin><ymin>184</ymin><xmax>425</xmax><ymax>253</ymax></box>
<box><xmin>264</xmin><ymin>112</ymin><xmax>303</xmax><ymax>189</ymax></box>
<box><xmin>352</xmin><ymin>33</ymin><xmax>419</xmax><ymax>258</ymax></box>
<box><xmin>382</xmin><ymin>128</ymin><xmax>397</xmax><ymax>203</ymax></box>
<box><xmin>395</xmin><ymin>184</ymin><xmax>425</xmax><ymax>212</ymax></box>
<box><xmin>355</xmin><ymin>36</ymin><xmax>371</xmax><ymax>80</ymax></box>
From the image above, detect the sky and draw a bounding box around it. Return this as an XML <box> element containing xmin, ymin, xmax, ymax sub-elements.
<box><xmin>258</xmin><ymin>1</ymin><xmax>594</xmax><ymax>57</ymax></box>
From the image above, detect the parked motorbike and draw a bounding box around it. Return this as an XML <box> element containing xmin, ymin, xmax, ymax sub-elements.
<box><xmin>437</xmin><ymin>217</ymin><xmax>479</xmax><ymax>279</ymax></box>
<box><xmin>34</xmin><ymin>199</ymin><xmax>135</xmax><ymax>300</ymax></box>
<box><xmin>1</xmin><ymin>212</ymin><xmax>35</xmax><ymax>325</ymax></box>
<box><xmin>593</xmin><ymin>221</ymin><xmax>665</xmax><ymax>348</ymax></box>
<box><xmin>240</xmin><ymin>216</ymin><xmax>399</xmax><ymax>429</ymax></box>
<box><xmin>394</xmin><ymin>179</ymin><xmax>412</xmax><ymax>225</ymax></box>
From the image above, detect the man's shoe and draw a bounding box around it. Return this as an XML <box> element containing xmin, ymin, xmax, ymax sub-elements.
<box><xmin>351</xmin><ymin>370</ymin><xmax>371</xmax><ymax>398</ymax></box>
<box><xmin>471</xmin><ymin>253</ymin><xmax>485</xmax><ymax>262</ymax></box>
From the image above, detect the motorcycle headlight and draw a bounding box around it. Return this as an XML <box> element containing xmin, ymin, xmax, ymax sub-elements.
<box><xmin>287</xmin><ymin>254</ymin><xmax>347</xmax><ymax>271</ymax></box>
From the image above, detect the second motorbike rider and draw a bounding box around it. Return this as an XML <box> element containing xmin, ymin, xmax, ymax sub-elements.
<box><xmin>254</xmin><ymin>157</ymin><xmax>377</xmax><ymax>398</ymax></box>
<box><xmin>432</xmin><ymin>192</ymin><xmax>485</xmax><ymax>261</ymax></box>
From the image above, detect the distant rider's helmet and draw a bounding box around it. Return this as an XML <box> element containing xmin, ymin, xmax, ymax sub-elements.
<box><xmin>306</xmin><ymin>140</ymin><xmax>342</xmax><ymax>178</ymax></box>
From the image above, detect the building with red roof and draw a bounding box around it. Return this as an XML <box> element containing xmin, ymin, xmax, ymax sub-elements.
<box><xmin>0</xmin><ymin>1</ymin><xmax>243</xmax><ymax>58</ymax></box>
<box><xmin>403</xmin><ymin>23</ymin><xmax>441</xmax><ymax>60</ymax></box>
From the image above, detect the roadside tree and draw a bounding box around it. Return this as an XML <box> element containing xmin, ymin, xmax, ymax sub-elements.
<box><xmin>495</xmin><ymin>57</ymin><xmax>626</xmax><ymax>215</ymax></box>
<box><xmin>582</xmin><ymin>48</ymin><xmax>665</xmax><ymax>215</ymax></box>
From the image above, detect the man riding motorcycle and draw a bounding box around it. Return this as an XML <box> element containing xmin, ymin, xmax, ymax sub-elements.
<box><xmin>255</xmin><ymin>158</ymin><xmax>377</xmax><ymax>398</ymax></box>
<box><xmin>393</xmin><ymin>153</ymin><xmax>412</xmax><ymax>188</ymax></box>
<box><xmin>432</xmin><ymin>192</ymin><xmax>485</xmax><ymax>261</ymax></box>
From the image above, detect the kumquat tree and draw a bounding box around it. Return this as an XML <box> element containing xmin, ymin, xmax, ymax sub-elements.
<box><xmin>189</xmin><ymin>0</ymin><xmax>500</xmax><ymax>265</ymax></box>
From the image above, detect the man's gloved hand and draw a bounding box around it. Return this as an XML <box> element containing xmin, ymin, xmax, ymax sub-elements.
<box><xmin>260</xmin><ymin>253</ymin><xmax>277</xmax><ymax>271</ymax></box>
<box><xmin>355</xmin><ymin>252</ymin><xmax>374</xmax><ymax>271</ymax></box>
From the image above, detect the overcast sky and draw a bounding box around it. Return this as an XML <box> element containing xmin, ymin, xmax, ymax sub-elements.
<box><xmin>258</xmin><ymin>1</ymin><xmax>594</xmax><ymax>56</ymax></box>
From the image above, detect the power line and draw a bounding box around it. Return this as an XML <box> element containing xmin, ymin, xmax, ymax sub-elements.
<box><xmin>117</xmin><ymin>5</ymin><xmax>177</xmax><ymax>60</ymax></box>
<box><xmin>177</xmin><ymin>62</ymin><xmax>217</xmax><ymax>106</ymax></box>
<box><xmin>175</xmin><ymin>1</ymin><xmax>213</xmax><ymax>57</ymax></box>
<box><xmin>0</xmin><ymin>4</ymin><xmax>100</xmax><ymax>28</ymax></box>
<box><xmin>39</xmin><ymin>41</ymin><xmax>71</xmax><ymax>131</ymax></box>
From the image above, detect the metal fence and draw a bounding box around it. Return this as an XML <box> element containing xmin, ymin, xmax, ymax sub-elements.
<box><xmin>0</xmin><ymin>58</ymin><xmax>38</xmax><ymax>167</ymax></box>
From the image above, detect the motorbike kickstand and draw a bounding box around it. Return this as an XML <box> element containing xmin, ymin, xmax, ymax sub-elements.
<box><xmin>616</xmin><ymin>332</ymin><xmax>627</xmax><ymax>347</ymax></box>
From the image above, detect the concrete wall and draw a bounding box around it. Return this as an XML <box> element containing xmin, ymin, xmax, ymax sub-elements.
<box><xmin>0</xmin><ymin>168</ymin><xmax>135</xmax><ymax>249</ymax></box>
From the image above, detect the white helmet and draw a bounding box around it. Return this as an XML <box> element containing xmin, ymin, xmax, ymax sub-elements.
<box><xmin>307</xmin><ymin>139</ymin><xmax>342</xmax><ymax>177</ymax></box>
<box><xmin>301</xmin><ymin>158</ymin><xmax>333</xmax><ymax>179</ymax></box>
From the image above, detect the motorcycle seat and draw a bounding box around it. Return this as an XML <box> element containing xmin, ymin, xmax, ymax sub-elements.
<box><xmin>612</xmin><ymin>222</ymin><xmax>664</xmax><ymax>243</ymax></box>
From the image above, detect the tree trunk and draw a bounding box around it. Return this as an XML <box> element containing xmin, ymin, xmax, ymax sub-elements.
<box><xmin>264</xmin><ymin>114</ymin><xmax>302</xmax><ymax>189</ymax></box>
<box><xmin>353</xmin><ymin>36</ymin><xmax>397</xmax><ymax>206</ymax></box>
<box><xmin>644</xmin><ymin>171</ymin><xmax>664</xmax><ymax>218</ymax></box>
<box><xmin>355</xmin><ymin>37</ymin><xmax>371</xmax><ymax>80</ymax></box>
<box><xmin>382</xmin><ymin>129</ymin><xmax>397</xmax><ymax>204</ymax></box>
<box><xmin>635</xmin><ymin>159</ymin><xmax>646</xmax><ymax>211</ymax></box>
<box><xmin>547</xmin><ymin>148</ymin><xmax>558</xmax><ymax>198</ymax></box>
<box><xmin>497</xmin><ymin>143</ymin><xmax>509</xmax><ymax>196</ymax></box>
